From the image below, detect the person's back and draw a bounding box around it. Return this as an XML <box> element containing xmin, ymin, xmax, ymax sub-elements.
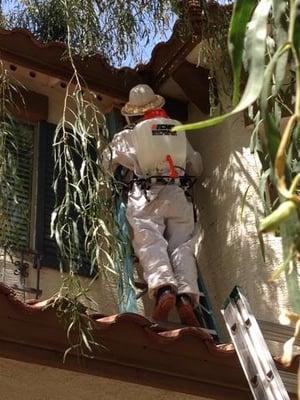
<box><xmin>103</xmin><ymin>84</ymin><xmax>203</xmax><ymax>326</ymax></box>
<box><xmin>132</xmin><ymin>116</ymin><xmax>187</xmax><ymax>178</ymax></box>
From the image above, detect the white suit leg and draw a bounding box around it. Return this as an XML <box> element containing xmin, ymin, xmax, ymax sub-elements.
<box><xmin>165</xmin><ymin>188</ymin><xmax>200</xmax><ymax>304</ymax></box>
<box><xmin>126</xmin><ymin>193</ymin><xmax>177</xmax><ymax>298</ymax></box>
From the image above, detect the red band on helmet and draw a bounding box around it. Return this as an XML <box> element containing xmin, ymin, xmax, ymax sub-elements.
<box><xmin>143</xmin><ymin>108</ymin><xmax>169</xmax><ymax>120</ymax></box>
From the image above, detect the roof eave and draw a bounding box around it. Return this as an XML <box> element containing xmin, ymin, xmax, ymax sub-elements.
<box><xmin>1</xmin><ymin>283</ymin><xmax>295</xmax><ymax>400</ymax></box>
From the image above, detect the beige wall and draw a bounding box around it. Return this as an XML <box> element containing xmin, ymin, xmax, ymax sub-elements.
<box><xmin>0</xmin><ymin>64</ymin><xmax>149</xmax><ymax>316</ymax></box>
<box><xmin>187</xmin><ymin>104</ymin><xmax>288</xmax><ymax>339</ymax></box>
<box><xmin>0</xmin><ymin>358</ymin><xmax>210</xmax><ymax>400</ymax></box>
<box><xmin>0</xmin><ymin>61</ymin><xmax>292</xmax><ymax>337</ymax></box>
<box><xmin>3</xmin><ymin>62</ymin><xmax>113</xmax><ymax>122</ymax></box>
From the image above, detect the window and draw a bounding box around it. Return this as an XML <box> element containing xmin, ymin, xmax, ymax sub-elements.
<box><xmin>3</xmin><ymin>121</ymin><xmax>56</xmax><ymax>261</ymax></box>
<box><xmin>37</xmin><ymin>121</ymin><xmax>92</xmax><ymax>276</ymax></box>
<box><xmin>5</xmin><ymin>107</ymin><xmax>126</xmax><ymax>277</ymax></box>
<box><xmin>2</xmin><ymin>118</ymin><xmax>94</xmax><ymax>277</ymax></box>
<box><xmin>6</xmin><ymin>121</ymin><xmax>35</xmax><ymax>251</ymax></box>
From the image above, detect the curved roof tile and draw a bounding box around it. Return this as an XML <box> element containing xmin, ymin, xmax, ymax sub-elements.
<box><xmin>0</xmin><ymin>282</ymin><xmax>296</xmax><ymax>399</ymax></box>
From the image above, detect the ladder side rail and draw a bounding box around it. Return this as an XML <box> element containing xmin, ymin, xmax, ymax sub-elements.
<box><xmin>223</xmin><ymin>300</ymin><xmax>272</xmax><ymax>400</ymax></box>
<box><xmin>236</xmin><ymin>293</ymin><xmax>290</xmax><ymax>399</ymax></box>
<box><xmin>222</xmin><ymin>289</ymin><xmax>290</xmax><ymax>400</ymax></box>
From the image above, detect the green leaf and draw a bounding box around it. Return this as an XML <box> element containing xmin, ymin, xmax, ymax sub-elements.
<box><xmin>249</xmin><ymin>116</ymin><xmax>263</xmax><ymax>154</ymax></box>
<box><xmin>63</xmin><ymin>346</ymin><xmax>76</xmax><ymax>364</ymax></box>
<box><xmin>228</xmin><ymin>0</ymin><xmax>257</xmax><ymax>105</ymax></box>
<box><xmin>81</xmin><ymin>330</ymin><xmax>92</xmax><ymax>352</ymax></box>
<box><xmin>254</xmin><ymin>206</ymin><xmax>266</xmax><ymax>262</ymax></box>
<box><xmin>270</xmin><ymin>245</ymin><xmax>295</xmax><ymax>281</ymax></box>
<box><xmin>173</xmin><ymin>0</ymin><xmax>272</xmax><ymax>133</ymax></box>
<box><xmin>236</xmin><ymin>0</ymin><xmax>273</xmax><ymax>111</ymax></box>
<box><xmin>272</xmin><ymin>0</ymin><xmax>289</xmax><ymax>91</ymax></box>
<box><xmin>259</xmin><ymin>168</ymin><xmax>272</xmax><ymax>214</ymax></box>
<box><xmin>292</xmin><ymin>0</ymin><xmax>300</xmax><ymax>62</ymax></box>
<box><xmin>264</xmin><ymin>114</ymin><xmax>282</xmax><ymax>165</ymax></box>
<box><xmin>292</xmin><ymin>121</ymin><xmax>300</xmax><ymax>155</ymax></box>
<box><xmin>259</xmin><ymin>200</ymin><xmax>297</xmax><ymax>233</ymax></box>
<box><xmin>260</xmin><ymin>43</ymin><xmax>290</xmax><ymax>164</ymax></box>
<box><xmin>172</xmin><ymin>113</ymin><xmax>232</xmax><ymax>132</ymax></box>
<box><xmin>240</xmin><ymin>184</ymin><xmax>251</xmax><ymax>222</ymax></box>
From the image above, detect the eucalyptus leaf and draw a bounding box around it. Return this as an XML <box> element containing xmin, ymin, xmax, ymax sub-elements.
<box><xmin>249</xmin><ymin>118</ymin><xmax>263</xmax><ymax>154</ymax></box>
<box><xmin>173</xmin><ymin>0</ymin><xmax>272</xmax><ymax>133</ymax></box>
<box><xmin>259</xmin><ymin>168</ymin><xmax>272</xmax><ymax>215</ymax></box>
<box><xmin>240</xmin><ymin>184</ymin><xmax>251</xmax><ymax>222</ymax></box>
<box><xmin>260</xmin><ymin>43</ymin><xmax>290</xmax><ymax>163</ymax></box>
<box><xmin>228</xmin><ymin>0</ymin><xmax>257</xmax><ymax>105</ymax></box>
<box><xmin>272</xmin><ymin>0</ymin><xmax>289</xmax><ymax>91</ymax></box>
<box><xmin>254</xmin><ymin>206</ymin><xmax>266</xmax><ymax>262</ymax></box>
<box><xmin>292</xmin><ymin>0</ymin><xmax>300</xmax><ymax>62</ymax></box>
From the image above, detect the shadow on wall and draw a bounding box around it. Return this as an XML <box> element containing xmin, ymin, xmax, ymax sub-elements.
<box><xmin>187</xmin><ymin>107</ymin><xmax>286</xmax><ymax>340</ymax></box>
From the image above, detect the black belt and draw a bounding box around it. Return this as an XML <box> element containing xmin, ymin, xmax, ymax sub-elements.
<box><xmin>133</xmin><ymin>175</ymin><xmax>196</xmax><ymax>188</ymax></box>
<box><xmin>150</xmin><ymin>177</ymin><xmax>180</xmax><ymax>185</ymax></box>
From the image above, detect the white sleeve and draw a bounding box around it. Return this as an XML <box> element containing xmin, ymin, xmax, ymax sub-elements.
<box><xmin>186</xmin><ymin>140</ymin><xmax>203</xmax><ymax>177</ymax></box>
<box><xmin>102</xmin><ymin>129</ymin><xmax>138</xmax><ymax>173</ymax></box>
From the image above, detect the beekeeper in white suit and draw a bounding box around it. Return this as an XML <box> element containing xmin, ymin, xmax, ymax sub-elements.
<box><xmin>104</xmin><ymin>84</ymin><xmax>203</xmax><ymax>326</ymax></box>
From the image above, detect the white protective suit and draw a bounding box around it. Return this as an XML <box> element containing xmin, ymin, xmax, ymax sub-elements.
<box><xmin>104</xmin><ymin>117</ymin><xmax>203</xmax><ymax>303</ymax></box>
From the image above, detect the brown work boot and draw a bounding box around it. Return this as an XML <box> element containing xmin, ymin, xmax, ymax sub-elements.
<box><xmin>152</xmin><ymin>286</ymin><xmax>176</xmax><ymax>322</ymax></box>
<box><xmin>176</xmin><ymin>294</ymin><xmax>200</xmax><ymax>327</ymax></box>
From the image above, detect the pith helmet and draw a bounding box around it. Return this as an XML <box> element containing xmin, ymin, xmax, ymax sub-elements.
<box><xmin>121</xmin><ymin>84</ymin><xmax>165</xmax><ymax>116</ymax></box>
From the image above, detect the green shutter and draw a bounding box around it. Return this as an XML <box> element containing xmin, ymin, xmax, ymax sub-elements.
<box><xmin>40</xmin><ymin>122</ymin><xmax>93</xmax><ymax>277</ymax></box>
<box><xmin>41</xmin><ymin>110</ymin><xmax>123</xmax><ymax>276</ymax></box>
<box><xmin>39</xmin><ymin>121</ymin><xmax>58</xmax><ymax>266</ymax></box>
<box><xmin>6</xmin><ymin>121</ymin><xmax>34</xmax><ymax>251</ymax></box>
<box><xmin>106</xmin><ymin>108</ymin><xmax>124</xmax><ymax>138</ymax></box>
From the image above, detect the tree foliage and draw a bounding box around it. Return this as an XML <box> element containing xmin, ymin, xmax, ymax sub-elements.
<box><xmin>0</xmin><ymin>0</ymin><xmax>184</xmax><ymax>65</ymax></box>
<box><xmin>174</xmin><ymin>0</ymin><xmax>300</xmax><ymax>367</ymax></box>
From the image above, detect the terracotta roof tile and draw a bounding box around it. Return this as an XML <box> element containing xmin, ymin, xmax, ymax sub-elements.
<box><xmin>0</xmin><ymin>26</ymin><xmax>196</xmax><ymax>99</ymax></box>
<box><xmin>0</xmin><ymin>11</ymin><xmax>212</xmax><ymax>100</ymax></box>
<box><xmin>0</xmin><ymin>283</ymin><xmax>297</xmax><ymax>399</ymax></box>
<box><xmin>0</xmin><ymin>28</ymin><xmax>142</xmax><ymax>100</ymax></box>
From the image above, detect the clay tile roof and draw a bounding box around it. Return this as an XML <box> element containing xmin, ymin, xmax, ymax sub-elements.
<box><xmin>0</xmin><ymin>25</ymin><xmax>204</xmax><ymax>100</ymax></box>
<box><xmin>0</xmin><ymin>28</ymin><xmax>143</xmax><ymax>101</ymax></box>
<box><xmin>0</xmin><ymin>2</ymin><xmax>211</xmax><ymax>101</ymax></box>
<box><xmin>0</xmin><ymin>283</ymin><xmax>296</xmax><ymax>400</ymax></box>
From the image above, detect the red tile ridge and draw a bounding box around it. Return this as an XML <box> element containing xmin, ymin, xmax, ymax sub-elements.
<box><xmin>274</xmin><ymin>354</ymin><xmax>300</xmax><ymax>374</ymax></box>
<box><xmin>0</xmin><ymin>282</ymin><xmax>55</xmax><ymax>313</ymax></box>
<box><xmin>0</xmin><ymin>26</ymin><xmax>192</xmax><ymax>76</ymax></box>
<box><xmin>158</xmin><ymin>326</ymin><xmax>213</xmax><ymax>342</ymax></box>
<box><xmin>1</xmin><ymin>281</ymin><xmax>299</xmax><ymax>380</ymax></box>
<box><xmin>93</xmin><ymin>311</ymin><xmax>223</xmax><ymax>350</ymax></box>
<box><xmin>0</xmin><ymin>27</ymin><xmax>66</xmax><ymax>49</ymax></box>
<box><xmin>0</xmin><ymin>28</ymin><xmax>136</xmax><ymax>74</ymax></box>
<box><xmin>136</xmin><ymin>20</ymin><xmax>185</xmax><ymax>72</ymax></box>
<box><xmin>94</xmin><ymin>311</ymin><xmax>212</xmax><ymax>338</ymax></box>
<box><xmin>94</xmin><ymin>312</ymin><xmax>152</xmax><ymax>327</ymax></box>
<box><xmin>0</xmin><ymin>282</ymin><xmax>219</xmax><ymax>346</ymax></box>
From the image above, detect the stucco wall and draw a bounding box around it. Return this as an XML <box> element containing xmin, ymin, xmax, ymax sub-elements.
<box><xmin>187</xmin><ymin>104</ymin><xmax>288</xmax><ymax>339</ymax></box>
<box><xmin>0</xmin><ymin>65</ymin><xmax>148</xmax><ymax>316</ymax></box>
<box><xmin>0</xmin><ymin>358</ymin><xmax>210</xmax><ymax>400</ymax></box>
<box><xmin>3</xmin><ymin>62</ymin><xmax>112</xmax><ymax>122</ymax></box>
<box><xmin>0</xmin><ymin>62</ymin><xmax>291</xmax><ymax>336</ymax></box>
<box><xmin>23</xmin><ymin>102</ymin><xmax>289</xmax><ymax>333</ymax></box>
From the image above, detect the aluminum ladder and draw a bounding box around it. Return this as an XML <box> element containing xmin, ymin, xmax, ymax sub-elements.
<box><xmin>222</xmin><ymin>286</ymin><xmax>290</xmax><ymax>400</ymax></box>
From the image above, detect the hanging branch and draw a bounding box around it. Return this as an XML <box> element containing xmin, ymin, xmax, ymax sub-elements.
<box><xmin>49</xmin><ymin>0</ymin><xmax>132</xmax><ymax>359</ymax></box>
<box><xmin>0</xmin><ymin>63</ymin><xmax>28</xmax><ymax>254</ymax></box>
<box><xmin>3</xmin><ymin>0</ymin><xmax>182</xmax><ymax>65</ymax></box>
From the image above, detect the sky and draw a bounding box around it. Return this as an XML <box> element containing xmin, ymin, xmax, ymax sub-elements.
<box><xmin>119</xmin><ymin>0</ymin><xmax>232</xmax><ymax>67</ymax></box>
<box><xmin>119</xmin><ymin>19</ymin><xmax>177</xmax><ymax>68</ymax></box>
<box><xmin>2</xmin><ymin>0</ymin><xmax>233</xmax><ymax>68</ymax></box>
